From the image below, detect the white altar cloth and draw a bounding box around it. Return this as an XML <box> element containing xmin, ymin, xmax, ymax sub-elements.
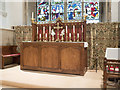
<box><xmin>105</xmin><ymin>48</ymin><xmax>120</xmax><ymax>60</ymax></box>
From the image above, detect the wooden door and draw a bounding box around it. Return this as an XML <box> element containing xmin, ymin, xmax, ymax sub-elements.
<box><xmin>22</xmin><ymin>44</ymin><xmax>39</xmax><ymax>67</ymax></box>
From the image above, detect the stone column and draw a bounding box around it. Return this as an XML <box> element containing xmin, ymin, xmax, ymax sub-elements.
<box><xmin>111</xmin><ymin>0</ymin><xmax>119</xmax><ymax>22</ymax></box>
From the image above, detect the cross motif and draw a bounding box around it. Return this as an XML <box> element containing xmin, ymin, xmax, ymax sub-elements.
<box><xmin>54</xmin><ymin>23</ymin><xmax>63</xmax><ymax>31</ymax></box>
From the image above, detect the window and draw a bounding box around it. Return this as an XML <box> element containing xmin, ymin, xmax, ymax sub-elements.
<box><xmin>37</xmin><ymin>0</ymin><xmax>99</xmax><ymax>23</ymax></box>
<box><xmin>67</xmin><ymin>0</ymin><xmax>82</xmax><ymax>20</ymax></box>
<box><xmin>37</xmin><ymin>0</ymin><xmax>49</xmax><ymax>22</ymax></box>
<box><xmin>51</xmin><ymin>0</ymin><xmax>64</xmax><ymax>21</ymax></box>
<box><xmin>84</xmin><ymin>0</ymin><xmax>99</xmax><ymax>23</ymax></box>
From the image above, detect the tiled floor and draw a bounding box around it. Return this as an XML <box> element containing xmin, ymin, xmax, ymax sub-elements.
<box><xmin>0</xmin><ymin>65</ymin><xmax>103</xmax><ymax>88</ymax></box>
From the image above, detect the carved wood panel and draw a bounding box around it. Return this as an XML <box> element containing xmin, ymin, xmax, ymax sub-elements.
<box><xmin>20</xmin><ymin>42</ymin><xmax>87</xmax><ymax>75</ymax></box>
<box><xmin>60</xmin><ymin>47</ymin><xmax>81</xmax><ymax>71</ymax></box>
<box><xmin>23</xmin><ymin>45</ymin><xmax>39</xmax><ymax>67</ymax></box>
<box><xmin>41</xmin><ymin>46</ymin><xmax>59</xmax><ymax>69</ymax></box>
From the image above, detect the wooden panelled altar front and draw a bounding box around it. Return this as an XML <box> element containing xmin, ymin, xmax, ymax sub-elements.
<box><xmin>20</xmin><ymin>42</ymin><xmax>87</xmax><ymax>75</ymax></box>
<box><xmin>20</xmin><ymin>18</ymin><xmax>88</xmax><ymax>75</ymax></box>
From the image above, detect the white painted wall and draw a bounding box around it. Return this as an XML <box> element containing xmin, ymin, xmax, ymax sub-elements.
<box><xmin>0</xmin><ymin>0</ymin><xmax>25</xmax><ymax>29</ymax></box>
<box><xmin>0</xmin><ymin>29</ymin><xmax>2</xmax><ymax>46</ymax></box>
<box><xmin>0</xmin><ymin>0</ymin><xmax>25</xmax><ymax>46</ymax></box>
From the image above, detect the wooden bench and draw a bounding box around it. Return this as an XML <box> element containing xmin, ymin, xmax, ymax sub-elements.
<box><xmin>0</xmin><ymin>46</ymin><xmax>20</xmax><ymax>69</ymax></box>
<box><xmin>103</xmin><ymin>59</ymin><xmax>120</xmax><ymax>88</ymax></box>
<box><xmin>103</xmin><ymin>48</ymin><xmax>120</xmax><ymax>88</ymax></box>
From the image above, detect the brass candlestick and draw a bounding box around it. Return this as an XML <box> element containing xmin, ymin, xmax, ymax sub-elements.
<box><xmin>66</xmin><ymin>35</ymin><xmax>68</xmax><ymax>42</ymax></box>
<box><xmin>55</xmin><ymin>32</ymin><xmax>60</xmax><ymax>42</ymax></box>
<box><xmin>44</xmin><ymin>33</ymin><xmax>47</xmax><ymax>42</ymax></box>
<box><xmin>31</xmin><ymin>18</ymin><xmax>35</xmax><ymax>24</ymax></box>
<box><xmin>31</xmin><ymin>18</ymin><xmax>37</xmax><ymax>24</ymax></box>
<box><xmin>84</xmin><ymin>14</ymin><xmax>88</xmax><ymax>21</ymax></box>
<box><xmin>61</xmin><ymin>35</ymin><xmax>64</xmax><ymax>42</ymax></box>
<box><xmin>52</xmin><ymin>35</ymin><xmax>54</xmax><ymax>42</ymax></box>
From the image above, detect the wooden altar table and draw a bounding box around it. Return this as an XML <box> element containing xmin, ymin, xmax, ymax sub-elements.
<box><xmin>20</xmin><ymin>42</ymin><xmax>87</xmax><ymax>75</ymax></box>
<box><xmin>20</xmin><ymin>18</ymin><xmax>87</xmax><ymax>75</ymax></box>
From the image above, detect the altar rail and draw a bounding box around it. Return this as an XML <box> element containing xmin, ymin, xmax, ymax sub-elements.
<box><xmin>32</xmin><ymin>20</ymin><xmax>86</xmax><ymax>42</ymax></box>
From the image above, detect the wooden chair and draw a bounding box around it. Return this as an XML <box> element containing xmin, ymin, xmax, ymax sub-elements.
<box><xmin>0</xmin><ymin>46</ymin><xmax>20</xmax><ymax>69</ymax></box>
<box><xmin>103</xmin><ymin>48</ymin><xmax>120</xmax><ymax>88</ymax></box>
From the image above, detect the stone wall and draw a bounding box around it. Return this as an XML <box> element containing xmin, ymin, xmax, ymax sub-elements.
<box><xmin>13</xmin><ymin>22</ymin><xmax>120</xmax><ymax>70</ymax></box>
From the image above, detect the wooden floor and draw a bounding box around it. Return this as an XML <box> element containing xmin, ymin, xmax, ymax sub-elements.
<box><xmin>0</xmin><ymin>65</ymin><xmax>103</xmax><ymax>88</ymax></box>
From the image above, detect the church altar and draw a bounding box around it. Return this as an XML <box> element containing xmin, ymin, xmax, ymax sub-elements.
<box><xmin>20</xmin><ymin>42</ymin><xmax>87</xmax><ymax>75</ymax></box>
<box><xmin>20</xmin><ymin>18</ymin><xmax>88</xmax><ymax>75</ymax></box>
<box><xmin>13</xmin><ymin>22</ymin><xmax>119</xmax><ymax>70</ymax></box>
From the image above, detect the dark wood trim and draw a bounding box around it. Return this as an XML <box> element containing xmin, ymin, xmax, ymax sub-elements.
<box><xmin>32</xmin><ymin>23</ymin><xmax>37</xmax><ymax>41</ymax></box>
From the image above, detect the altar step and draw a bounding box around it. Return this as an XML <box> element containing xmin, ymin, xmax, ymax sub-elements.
<box><xmin>0</xmin><ymin>66</ymin><xmax>103</xmax><ymax>88</ymax></box>
<box><xmin>1</xmin><ymin>80</ymin><xmax>50</xmax><ymax>88</ymax></box>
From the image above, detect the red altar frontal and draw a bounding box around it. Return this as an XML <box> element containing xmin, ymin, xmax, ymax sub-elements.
<box><xmin>20</xmin><ymin>18</ymin><xmax>88</xmax><ymax>75</ymax></box>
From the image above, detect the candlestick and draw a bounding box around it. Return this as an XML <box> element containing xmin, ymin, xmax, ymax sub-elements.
<box><xmin>52</xmin><ymin>35</ymin><xmax>54</xmax><ymax>42</ymax></box>
<box><xmin>73</xmin><ymin>25</ymin><xmax>75</xmax><ymax>33</ymax></box>
<box><xmin>44</xmin><ymin>33</ymin><xmax>47</xmax><ymax>42</ymax></box>
<box><xmin>43</xmin><ymin>27</ymin><xmax>45</xmax><ymax>34</ymax></box>
<box><xmin>69</xmin><ymin>33</ymin><xmax>71</xmax><ymax>38</ymax></box>
<box><xmin>49</xmin><ymin>26</ymin><xmax>51</xmax><ymax>41</ymax></box>
<box><xmin>31</xmin><ymin>12</ymin><xmax>34</xmax><ymax>23</ymax></box>
<box><xmin>73</xmin><ymin>25</ymin><xmax>75</xmax><ymax>41</ymax></box>
<box><xmin>46</xmin><ymin>33</ymin><xmax>47</xmax><ymax>41</ymax></box>
<box><xmin>66</xmin><ymin>26</ymin><xmax>67</xmax><ymax>42</ymax></box>
<box><xmin>43</xmin><ymin>27</ymin><xmax>45</xmax><ymax>41</ymax></box>
<box><xmin>77</xmin><ymin>33</ymin><xmax>79</xmax><ymax>42</ymax></box>
<box><xmin>31</xmin><ymin>12</ymin><xmax>37</xmax><ymax>24</ymax></box>
<box><xmin>46</xmin><ymin>33</ymin><xmax>47</xmax><ymax>38</ymax></box>
<box><xmin>37</xmin><ymin>27</ymin><xmax>38</xmax><ymax>35</ymax></box>
<box><xmin>69</xmin><ymin>33</ymin><xmax>72</xmax><ymax>42</ymax></box>
<box><xmin>61</xmin><ymin>34</ymin><xmax>64</xmax><ymax>42</ymax></box>
<box><xmin>84</xmin><ymin>14</ymin><xmax>88</xmax><ymax>21</ymax></box>
<box><xmin>51</xmin><ymin>29</ymin><xmax>55</xmax><ymax>42</ymax></box>
<box><xmin>32</xmin><ymin>12</ymin><xmax>34</xmax><ymax>19</ymax></box>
